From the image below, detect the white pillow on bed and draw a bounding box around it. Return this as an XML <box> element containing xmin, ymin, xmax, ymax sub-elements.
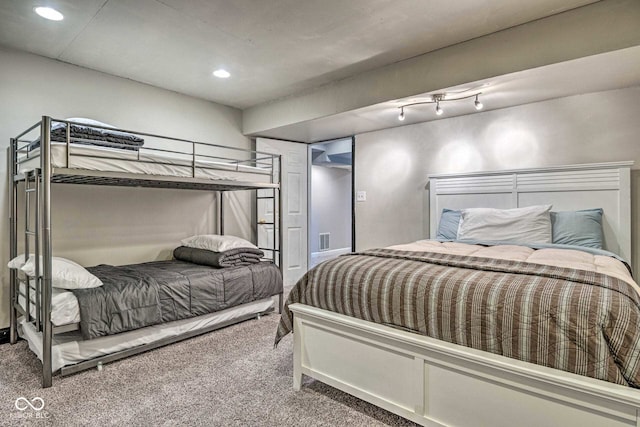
<box><xmin>8</xmin><ymin>254</ymin><xmax>103</xmax><ymax>290</ymax></box>
<box><xmin>457</xmin><ymin>205</ymin><xmax>553</xmax><ymax>244</ymax></box>
<box><xmin>181</xmin><ymin>234</ymin><xmax>258</xmax><ymax>252</ymax></box>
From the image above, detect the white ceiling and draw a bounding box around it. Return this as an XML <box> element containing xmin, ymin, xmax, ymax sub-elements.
<box><xmin>0</xmin><ymin>0</ymin><xmax>598</xmax><ymax>109</ymax></box>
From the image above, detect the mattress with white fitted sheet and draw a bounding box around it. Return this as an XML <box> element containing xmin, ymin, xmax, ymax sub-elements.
<box><xmin>18</xmin><ymin>142</ymin><xmax>273</xmax><ymax>182</ymax></box>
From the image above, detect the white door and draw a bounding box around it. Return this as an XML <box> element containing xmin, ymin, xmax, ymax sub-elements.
<box><xmin>256</xmin><ymin>138</ymin><xmax>308</xmax><ymax>287</ymax></box>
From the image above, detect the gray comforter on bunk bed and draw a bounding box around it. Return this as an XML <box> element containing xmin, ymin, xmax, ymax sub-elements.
<box><xmin>73</xmin><ymin>260</ymin><xmax>282</xmax><ymax>340</ymax></box>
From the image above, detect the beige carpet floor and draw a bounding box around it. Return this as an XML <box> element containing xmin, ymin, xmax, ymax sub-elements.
<box><xmin>0</xmin><ymin>314</ymin><xmax>416</xmax><ymax>426</ymax></box>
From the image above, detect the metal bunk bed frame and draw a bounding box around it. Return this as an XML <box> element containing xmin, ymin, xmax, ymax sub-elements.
<box><xmin>8</xmin><ymin>116</ymin><xmax>283</xmax><ymax>388</ymax></box>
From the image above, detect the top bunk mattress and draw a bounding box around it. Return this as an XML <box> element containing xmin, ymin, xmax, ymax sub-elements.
<box><xmin>18</xmin><ymin>142</ymin><xmax>274</xmax><ymax>184</ymax></box>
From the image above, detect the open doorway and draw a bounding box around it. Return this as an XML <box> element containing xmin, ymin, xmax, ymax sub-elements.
<box><xmin>309</xmin><ymin>137</ymin><xmax>353</xmax><ymax>269</ymax></box>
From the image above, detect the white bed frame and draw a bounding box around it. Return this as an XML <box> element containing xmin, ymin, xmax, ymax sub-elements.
<box><xmin>291</xmin><ymin>162</ymin><xmax>639</xmax><ymax>427</ymax></box>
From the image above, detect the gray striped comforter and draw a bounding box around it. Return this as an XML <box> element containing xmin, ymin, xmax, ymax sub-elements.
<box><xmin>275</xmin><ymin>248</ymin><xmax>640</xmax><ymax>387</ymax></box>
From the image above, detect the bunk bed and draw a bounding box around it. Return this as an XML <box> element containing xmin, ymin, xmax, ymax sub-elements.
<box><xmin>280</xmin><ymin>162</ymin><xmax>640</xmax><ymax>427</ymax></box>
<box><xmin>8</xmin><ymin>116</ymin><xmax>284</xmax><ymax>388</ymax></box>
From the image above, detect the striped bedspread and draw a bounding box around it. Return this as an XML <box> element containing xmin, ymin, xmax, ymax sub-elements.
<box><xmin>276</xmin><ymin>248</ymin><xmax>640</xmax><ymax>387</ymax></box>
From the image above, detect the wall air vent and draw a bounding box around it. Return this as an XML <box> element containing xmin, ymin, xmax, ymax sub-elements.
<box><xmin>319</xmin><ymin>233</ymin><xmax>330</xmax><ymax>251</ymax></box>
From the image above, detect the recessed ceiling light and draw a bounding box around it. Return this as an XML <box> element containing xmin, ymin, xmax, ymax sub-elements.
<box><xmin>34</xmin><ymin>6</ymin><xmax>64</xmax><ymax>21</ymax></box>
<box><xmin>213</xmin><ymin>69</ymin><xmax>231</xmax><ymax>79</ymax></box>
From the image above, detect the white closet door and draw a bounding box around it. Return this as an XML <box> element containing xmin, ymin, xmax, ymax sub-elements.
<box><xmin>256</xmin><ymin>138</ymin><xmax>308</xmax><ymax>287</ymax></box>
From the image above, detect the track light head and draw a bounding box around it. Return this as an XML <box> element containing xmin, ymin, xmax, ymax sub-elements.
<box><xmin>435</xmin><ymin>101</ymin><xmax>443</xmax><ymax>116</ymax></box>
<box><xmin>474</xmin><ymin>94</ymin><xmax>483</xmax><ymax>110</ymax></box>
<box><xmin>398</xmin><ymin>107</ymin><xmax>405</xmax><ymax>121</ymax></box>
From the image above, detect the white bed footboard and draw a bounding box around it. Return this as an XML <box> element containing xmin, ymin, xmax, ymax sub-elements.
<box><xmin>290</xmin><ymin>303</ymin><xmax>640</xmax><ymax>427</ymax></box>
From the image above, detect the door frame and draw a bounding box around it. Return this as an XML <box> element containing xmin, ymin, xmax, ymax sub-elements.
<box><xmin>306</xmin><ymin>136</ymin><xmax>356</xmax><ymax>270</ymax></box>
<box><xmin>350</xmin><ymin>136</ymin><xmax>356</xmax><ymax>252</ymax></box>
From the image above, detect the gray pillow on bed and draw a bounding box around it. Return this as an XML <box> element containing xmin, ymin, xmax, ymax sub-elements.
<box><xmin>550</xmin><ymin>208</ymin><xmax>604</xmax><ymax>249</ymax></box>
<box><xmin>436</xmin><ymin>209</ymin><xmax>461</xmax><ymax>240</ymax></box>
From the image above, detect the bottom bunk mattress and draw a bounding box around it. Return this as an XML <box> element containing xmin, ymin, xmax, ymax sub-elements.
<box><xmin>276</xmin><ymin>241</ymin><xmax>640</xmax><ymax>388</ymax></box>
<box><xmin>76</xmin><ymin>260</ymin><xmax>282</xmax><ymax>339</ymax></box>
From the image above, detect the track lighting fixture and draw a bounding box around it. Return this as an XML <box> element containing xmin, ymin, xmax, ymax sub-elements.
<box><xmin>435</xmin><ymin>101</ymin><xmax>443</xmax><ymax>116</ymax></box>
<box><xmin>474</xmin><ymin>94</ymin><xmax>483</xmax><ymax>110</ymax></box>
<box><xmin>397</xmin><ymin>92</ymin><xmax>484</xmax><ymax>121</ymax></box>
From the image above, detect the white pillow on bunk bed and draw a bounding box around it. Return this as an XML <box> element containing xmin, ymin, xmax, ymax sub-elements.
<box><xmin>64</xmin><ymin>117</ymin><xmax>116</xmax><ymax>129</ymax></box>
<box><xmin>181</xmin><ymin>234</ymin><xmax>258</xmax><ymax>252</ymax></box>
<box><xmin>7</xmin><ymin>254</ymin><xmax>28</xmax><ymax>270</ymax></box>
<box><xmin>7</xmin><ymin>255</ymin><xmax>103</xmax><ymax>290</ymax></box>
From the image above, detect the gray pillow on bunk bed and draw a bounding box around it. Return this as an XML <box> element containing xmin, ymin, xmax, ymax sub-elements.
<box><xmin>173</xmin><ymin>246</ymin><xmax>265</xmax><ymax>268</ymax></box>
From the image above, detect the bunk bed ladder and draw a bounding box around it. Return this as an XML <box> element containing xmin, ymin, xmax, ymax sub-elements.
<box><xmin>10</xmin><ymin>117</ymin><xmax>53</xmax><ymax>389</ymax></box>
<box><xmin>256</xmin><ymin>187</ymin><xmax>280</xmax><ymax>266</ymax></box>
<box><xmin>219</xmin><ymin>185</ymin><xmax>281</xmax><ymax>268</ymax></box>
<box><xmin>256</xmin><ymin>153</ymin><xmax>283</xmax><ymax>313</ymax></box>
<box><xmin>9</xmin><ymin>122</ymin><xmax>51</xmax><ymax>389</ymax></box>
<box><xmin>21</xmin><ymin>169</ymin><xmax>43</xmax><ymax>331</ymax></box>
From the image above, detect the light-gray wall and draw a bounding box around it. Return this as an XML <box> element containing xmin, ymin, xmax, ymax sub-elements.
<box><xmin>310</xmin><ymin>165</ymin><xmax>351</xmax><ymax>252</ymax></box>
<box><xmin>0</xmin><ymin>47</ymin><xmax>251</xmax><ymax>328</ymax></box>
<box><xmin>355</xmin><ymin>86</ymin><xmax>640</xmax><ymax>271</ymax></box>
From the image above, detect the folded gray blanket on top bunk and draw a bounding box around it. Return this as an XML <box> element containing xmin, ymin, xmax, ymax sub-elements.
<box><xmin>74</xmin><ymin>260</ymin><xmax>282</xmax><ymax>340</ymax></box>
<box><xmin>29</xmin><ymin>122</ymin><xmax>145</xmax><ymax>151</ymax></box>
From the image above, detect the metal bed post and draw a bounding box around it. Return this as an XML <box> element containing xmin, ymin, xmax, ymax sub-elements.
<box><xmin>65</xmin><ymin>121</ymin><xmax>70</xmax><ymax>168</ymax></box>
<box><xmin>40</xmin><ymin>116</ymin><xmax>53</xmax><ymax>388</ymax></box>
<box><xmin>191</xmin><ymin>141</ymin><xmax>196</xmax><ymax>178</ymax></box>
<box><xmin>216</xmin><ymin>190</ymin><xmax>221</xmax><ymax>234</ymax></box>
<box><xmin>34</xmin><ymin>168</ymin><xmax>41</xmax><ymax>331</ymax></box>
<box><xmin>277</xmin><ymin>154</ymin><xmax>283</xmax><ymax>270</ymax></box>
<box><xmin>24</xmin><ymin>171</ymin><xmax>31</xmax><ymax>324</ymax></box>
<box><xmin>8</xmin><ymin>143</ymin><xmax>18</xmax><ymax>344</ymax></box>
<box><xmin>219</xmin><ymin>191</ymin><xmax>225</xmax><ymax>235</ymax></box>
<box><xmin>277</xmin><ymin>154</ymin><xmax>284</xmax><ymax>313</ymax></box>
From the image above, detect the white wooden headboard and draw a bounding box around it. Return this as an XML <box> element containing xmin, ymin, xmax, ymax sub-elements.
<box><xmin>429</xmin><ymin>161</ymin><xmax>633</xmax><ymax>262</ymax></box>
